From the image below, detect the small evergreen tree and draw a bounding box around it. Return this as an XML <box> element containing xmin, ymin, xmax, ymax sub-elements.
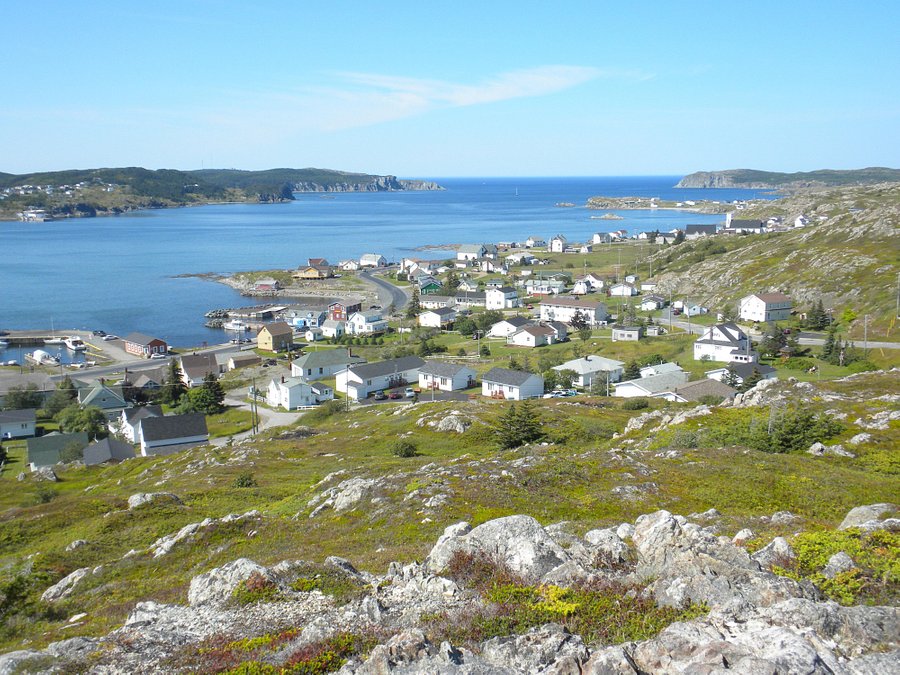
<box><xmin>161</xmin><ymin>360</ymin><xmax>188</xmax><ymax>406</ymax></box>
<box><xmin>820</xmin><ymin>326</ymin><xmax>836</xmax><ymax>362</ymax></box>
<box><xmin>405</xmin><ymin>288</ymin><xmax>421</xmax><ymax>319</ymax></box>
<box><xmin>624</xmin><ymin>360</ymin><xmax>641</xmax><ymax>381</ymax></box>
<box><xmin>739</xmin><ymin>366</ymin><xmax>763</xmax><ymax>393</ymax></box>
<box><xmin>722</xmin><ymin>365</ymin><xmax>740</xmax><ymax>389</ymax></box>
<box><xmin>2</xmin><ymin>384</ymin><xmax>43</xmax><ymax>411</ymax></box>
<box><xmin>43</xmin><ymin>377</ymin><xmax>78</xmax><ymax>417</ymax></box>
<box><xmin>493</xmin><ymin>400</ymin><xmax>544</xmax><ymax>449</ymax></box>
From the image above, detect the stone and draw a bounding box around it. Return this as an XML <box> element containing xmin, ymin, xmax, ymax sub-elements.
<box><xmin>846</xmin><ymin>432</ymin><xmax>872</xmax><ymax>446</ymax></box>
<box><xmin>822</xmin><ymin>551</ymin><xmax>855</xmax><ymax>579</ymax></box>
<box><xmin>824</xmin><ymin>443</ymin><xmax>855</xmax><ymax>458</ymax></box>
<box><xmin>583</xmin><ymin>528</ymin><xmax>632</xmax><ymax>569</ymax></box>
<box><xmin>435</xmin><ymin>414</ymin><xmax>471</xmax><ymax>433</ymax></box>
<box><xmin>187</xmin><ymin>558</ymin><xmax>273</xmax><ymax>607</ymax></box>
<box><xmin>127</xmin><ymin>492</ymin><xmax>182</xmax><ymax>509</ymax></box>
<box><xmin>41</xmin><ymin>567</ymin><xmax>91</xmax><ymax>602</ymax></box>
<box><xmin>33</xmin><ymin>466</ymin><xmax>57</xmax><ymax>482</ymax></box>
<box><xmin>839</xmin><ymin>503</ymin><xmax>896</xmax><ymax>530</ymax></box>
<box><xmin>807</xmin><ymin>441</ymin><xmax>826</xmax><ymax>456</ymax></box>
<box><xmin>752</xmin><ymin>537</ymin><xmax>796</xmax><ymax>569</ymax></box>
<box><xmin>733</xmin><ymin>528</ymin><xmax>754</xmax><ymax>545</ymax></box>
<box><xmin>770</xmin><ymin>511</ymin><xmax>800</xmax><ymax>525</ymax></box>
<box><xmin>66</xmin><ymin>539</ymin><xmax>88</xmax><ymax>552</ymax></box>
<box><xmin>424</xmin><ymin>515</ymin><xmax>571</xmax><ymax>583</ymax></box>
<box><xmin>16</xmin><ymin>472</ymin><xmax>25</xmax><ymax>482</ymax></box>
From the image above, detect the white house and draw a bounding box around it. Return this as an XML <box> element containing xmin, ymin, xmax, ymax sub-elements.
<box><xmin>539</xmin><ymin>297</ymin><xmax>609</xmax><ymax>327</ymax></box>
<box><xmin>485</xmin><ymin>286</ymin><xmax>520</xmax><ymax>310</ymax></box>
<box><xmin>739</xmin><ymin>293</ymin><xmax>793</xmax><ymax>323</ymax></box>
<box><xmin>457</xmin><ymin>244</ymin><xmax>486</xmax><ymax>261</ymax></box>
<box><xmin>487</xmin><ymin>316</ymin><xmax>533</xmax><ymax>338</ymax></box>
<box><xmin>612</xmin><ymin>371</ymin><xmax>690</xmax><ymax>399</ymax></box>
<box><xmin>320</xmin><ymin>320</ymin><xmax>346</xmax><ymax>339</ymax></box>
<box><xmin>347</xmin><ymin>309</ymin><xmax>388</xmax><ymax>335</ymax></box>
<box><xmin>693</xmin><ymin>322</ymin><xmax>758</xmax><ymax>364</ymax></box>
<box><xmin>640</xmin><ymin>282</ymin><xmax>658</xmax><ymax>293</ymax></box>
<box><xmin>136</xmin><ymin>414</ymin><xmax>208</xmax><ymax>457</ymax></box>
<box><xmin>582</xmin><ymin>273</ymin><xmax>605</xmax><ymax>290</ymax></box>
<box><xmin>640</xmin><ymin>362</ymin><xmax>684</xmax><ymax>378</ymax></box>
<box><xmin>640</xmin><ymin>296</ymin><xmax>665</xmax><ymax>311</ymax></box>
<box><xmin>292</xmin><ymin>349</ymin><xmax>366</xmax><ymax>380</ymax></box>
<box><xmin>305</xmin><ymin>327</ymin><xmax>324</xmax><ymax>342</ymax></box>
<box><xmin>571</xmin><ymin>280</ymin><xmax>591</xmax><ymax>295</ymax></box>
<box><xmin>0</xmin><ymin>409</ymin><xmax>36</xmax><ymax>439</ymax></box>
<box><xmin>525</xmin><ymin>236</ymin><xmax>546</xmax><ymax>248</ymax></box>
<box><xmin>592</xmin><ymin>232</ymin><xmax>613</xmax><ymax>245</ymax></box>
<box><xmin>115</xmin><ymin>405</ymin><xmax>163</xmax><ymax>443</ymax></box>
<box><xmin>418</xmin><ymin>361</ymin><xmax>477</xmax><ymax>392</ymax></box>
<box><xmin>418</xmin><ymin>307</ymin><xmax>457</xmax><ymax>328</ymax></box>
<box><xmin>553</xmin><ymin>355</ymin><xmax>624</xmax><ymax>389</ymax></box>
<box><xmin>266</xmin><ymin>376</ymin><xmax>332</xmax><ymax>410</ymax></box>
<box><xmin>505</xmin><ymin>252</ymin><xmax>535</xmax><ymax>266</ymax></box>
<box><xmin>683</xmin><ymin>303</ymin><xmax>708</xmax><ymax>317</ymax></box>
<box><xmin>611</xmin><ymin>325</ymin><xmax>643</xmax><ymax>342</ymax></box>
<box><xmin>609</xmin><ymin>283</ymin><xmax>638</xmax><ymax>297</ymax></box>
<box><xmin>359</xmin><ymin>253</ymin><xmax>387</xmax><ymax>268</ymax></box>
<box><xmin>336</xmin><ymin>356</ymin><xmax>425</xmax><ymax>401</ymax></box>
<box><xmin>549</xmin><ymin>235</ymin><xmax>567</xmax><ymax>253</ymax></box>
<box><xmin>706</xmin><ymin>362</ymin><xmax>778</xmax><ymax>386</ymax></box>
<box><xmin>507</xmin><ymin>325</ymin><xmax>557</xmax><ymax>348</ymax></box>
<box><xmin>525</xmin><ymin>278</ymin><xmax>567</xmax><ymax>296</ymax></box>
<box><xmin>457</xmin><ymin>278</ymin><xmax>479</xmax><ymax>292</ymax></box>
<box><xmin>624</xmin><ymin>274</ymin><xmax>639</xmax><ymax>284</ymax></box>
<box><xmin>481</xmin><ymin>367</ymin><xmax>544</xmax><ymax>401</ymax></box>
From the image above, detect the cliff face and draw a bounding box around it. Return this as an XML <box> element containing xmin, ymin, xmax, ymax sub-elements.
<box><xmin>293</xmin><ymin>176</ymin><xmax>443</xmax><ymax>192</ymax></box>
<box><xmin>676</xmin><ymin>167</ymin><xmax>900</xmax><ymax>189</ymax></box>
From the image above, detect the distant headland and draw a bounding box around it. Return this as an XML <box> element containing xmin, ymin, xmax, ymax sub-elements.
<box><xmin>0</xmin><ymin>166</ymin><xmax>444</xmax><ymax>220</ymax></box>
<box><xmin>676</xmin><ymin>167</ymin><xmax>900</xmax><ymax>189</ymax></box>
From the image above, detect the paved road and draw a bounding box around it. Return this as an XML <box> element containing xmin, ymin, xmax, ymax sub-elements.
<box><xmin>360</xmin><ymin>270</ymin><xmax>409</xmax><ymax>313</ymax></box>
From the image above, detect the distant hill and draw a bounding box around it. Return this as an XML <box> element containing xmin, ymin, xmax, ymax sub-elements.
<box><xmin>675</xmin><ymin>167</ymin><xmax>900</xmax><ymax>189</ymax></box>
<box><xmin>0</xmin><ymin>166</ymin><xmax>442</xmax><ymax>219</ymax></box>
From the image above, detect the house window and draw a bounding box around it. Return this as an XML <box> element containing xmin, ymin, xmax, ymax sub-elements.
<box><xmin>319</xmin><ymin>368</ymin><xmax>323</xmax><ymax>374</ymax></box>
<box><xmin>441</xmin><ymin>377</ymin><xmax>448</xmax><ymax>386</ymax></box>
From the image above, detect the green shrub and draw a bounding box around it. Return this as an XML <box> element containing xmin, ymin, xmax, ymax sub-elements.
<box><xmin>847</xmin><ymin>360</ymin><xmax>878</xmax><ymax>373</ymax></box>
<box><xmin>303</xmin><ymin>399</ymin><xmax>345</xmax><ymax>424</ymax></box>
<box><xmin>697</xmin><ymin>394</ymin><xmax>724</xmax><ymax>406</ymax></box>
<box><xmin>230</xmin><ymin>572</ymin><xmax>282</xmax><ymax>606</ymax></box>
<box><xmin>233</xmin><ymin>472</ymin><xmax>258</xmax><ymax>488</ymax></box>
<box><xmin>621</xmin><ymin>397</ymin><xmax>649</xmax><ymax>410</ymax></box>
<box><xmin>390</xmin><ymin>439</ymin><xmax>418</xmax><ymax>458</ymax></box>
<box><xmin>289</xmin><ymin>563</ymin><xmax>368</xmax><ymax>605</ymax></box>
<box><xmin>782</xmin><ymin>357</ymin><xmax>815</xmax><ymax>371</ymax></box>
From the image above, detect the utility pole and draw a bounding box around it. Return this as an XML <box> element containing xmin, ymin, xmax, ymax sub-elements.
<box><xmin>864</xmin><ymin>314</ymin><xmax>869</xmax><ymax>355</ymax></box>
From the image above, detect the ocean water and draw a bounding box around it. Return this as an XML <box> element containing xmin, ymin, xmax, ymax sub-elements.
<box><xmin>0</xmin><ymin>177</ymin><xmax>771</xmax><ymax>347</ymax></box>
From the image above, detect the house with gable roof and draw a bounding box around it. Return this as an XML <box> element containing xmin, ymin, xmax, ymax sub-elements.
<box><xmin>291</xmin><ymin>348</ymin><xmax>366</xmax><ymax>381</ymax></box>
<box><xmin>136</xmin><ymin>413</ymin><xmax>208</xmax><ymax>456</ymax></box>
<box><xmin>336</xmin><ymin>356</ymin><xmax>425</xmax><ymax>401</ymax></box>
<box><xmin>481</xmin><ymin>367</ymin><xmax>544</xmax><ymax>400</ymax></box>
<box><xmin>418</xmin><ymin>361</ymin><xmax>477</xmax><ymax>392</ymax></box>
<box><xmin>739</xmin><ymin>292</ymin><xmax>793</xmax><ymax>323</ymax></box>
<box><xmin>693</xmin><ymin>322</ymin><xmax>758</xmax><ymax>364</ymax></box>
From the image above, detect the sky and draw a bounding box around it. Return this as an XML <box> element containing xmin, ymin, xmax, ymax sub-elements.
<box><xmin>1</xmin><ymin>1</ymin><xmax>898</xmax><ymax>177</ymax></box>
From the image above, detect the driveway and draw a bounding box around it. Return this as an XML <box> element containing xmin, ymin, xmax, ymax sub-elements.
<box><xmin>210</xmin><ymin>393</ymin><xmax>306</xmax><ymax>446</ymax></box>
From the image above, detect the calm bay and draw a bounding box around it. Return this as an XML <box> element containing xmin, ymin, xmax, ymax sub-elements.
<box><xmin>0</xmin><ymin>177</ymin><xmax>771</xmax><ymax>347</ymax></box>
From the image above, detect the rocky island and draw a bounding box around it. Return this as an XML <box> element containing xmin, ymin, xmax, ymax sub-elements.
<box><xmin>676</xmin><ymin>167</ymin><xmax>900</xmax><ymax>189</ymax></box>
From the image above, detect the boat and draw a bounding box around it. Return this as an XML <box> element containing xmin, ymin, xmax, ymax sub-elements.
<box><xmin>64</xmin><ymin>336</ymin><xmax>87</xmax><ymax>351</ymax></box>
<box><xmin>0</xmin><ymin>340</ymin><xmax>8</xmax><ymax>348</ymax></box>
<box><xmin>223</xmin><ymin>319</ymin><xmax>250</xmax><ymax>331</ymax></box>
<box><xmin>43</xmin><ymin>337</ymin><xmax>65</xmax><ymax>345</ymax></box>
<box><xmin>25</xmin><ymin>349</ymin><xmax>61</xmax><ymax>365</ymax></box>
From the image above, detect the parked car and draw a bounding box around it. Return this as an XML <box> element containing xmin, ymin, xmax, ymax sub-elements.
<box><xmin>404</xmin><ymin>387</ymin><xmax>416</xmax><ymax>398</ymax></box>
<box><xmin>92</xmin><ymin>330</ymin><xmax>106</xmax><ymax>336</ymax></box>
<box><xmin>374</xmin><ymin>390</ymin><xmax>387</xmax><ymax>400</ymax></box>
<box><xmin>389</xmin><ymin>391</ymin><xmax>402</xmax><ymax>399</ymax></box>
<box><xmin>149</xmin><ymin>353</ymin><xmax>168</xmax><ymax>359</ymax></box>
<box><xmin>102</xmin><ymin>334</ymin><xmax>119</xmax><ymax>341</ymax></box>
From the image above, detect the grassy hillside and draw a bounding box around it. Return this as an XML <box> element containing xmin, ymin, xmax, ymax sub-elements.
<box><xmin>652</xmin><ymin>182</ymin><xmax>900</xmax><ymax>338</ymax></box>
<box><xmin>0</xmin><ymin>370</ymin><xmax>897</xmax><ymax>651</ymax></box>
<box><xmin>676</xmin><ymin>167</ymin><xmax>900</xmax><ymax>188</ymax></box>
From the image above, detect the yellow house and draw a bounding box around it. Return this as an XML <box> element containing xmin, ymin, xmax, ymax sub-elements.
<box><xmin>257</xmin><ymin>322</ymin><xmax>294</xmax><ymax>352</ymax></box>
<box><xmin>292</xmin><ymin>265</ymin><xmax>334</xmax><ymax>280</ymax></box>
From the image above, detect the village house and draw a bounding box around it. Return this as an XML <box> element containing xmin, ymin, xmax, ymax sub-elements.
<box><xmin>418</xmin><ymin>361</ymin><xmax>477</xmax><ymax>392</ymax></box>
<box><xmin>728</xmin><ymin>219</ymin><xmax>767</xmax><ymax>234</ymax></box>
<box><xmin>266</xmin><ymin>375</ymin><xmax>333</xmax><ymax>410</ymax></box>
<box><xmin>485</xmin><ymin>286</ymin><xmax>520</xmax><ymax>310</ymax></box>
<box><xmin>292</xmin><ymin>264</ymin><xmax>334</xmax><ymax>280</ymax></box>
<box><xmin>457</xmin><ymin>278</ymin><xmax>479</xmax><ymax>293</ymax></box>
<box><xmin>684</xmin><ymin>224</ymin><xmax>718</xmax><ymax>239</ymax></box>
<box><xmin>420</xmin><ymin>295</ymin><xmax>456</xmax><ymax>310</ymax></box>
<box><xmin>251</xmin><ymin>277</ymin><xmax>281</xmax><ymax>293</ymax></box>
<box><xmin>457</xmin><ymin>244</ymin><xmax>486</xmax><ymax>261</ymax></box>
<box><xmin>739</xmin><ymin>292</ymin><xmax>793</xmax><ymax>323</ymax></box>
<box><xmin>487</xmin><ymin>316</ymin><xmax>533</xmax><ymax>338</ymax></box>
<box><xmin>256</xmin><ymin>322</ymin><xmax>294</xmax><ymax>352</ymax></box>
<box><xmin>416</xmin><ymin>276</ymin><xmax>443</xmax><ymax>295</ymax></box>
<box><xmin>706</xmin><ymin>362</ymin><xmax>778</xmax><ymax>386</ymax></box>
<box><xmin>338</xmin><ymin>259</ymin><xmax>361</xmax><ymax>271</ymax></box>
<box><xmin>476</xmin><ymin>258</ymin><xmax>505</xmax><ymax>274</ymax></box>
<box><xmin>609</xmin><ymin>283</ymin><xmax>638</xmax><ymax>297</ymax></box>
<box><xmin>640</xmin><ymin>281</ymin><xmax>658</xmax><ymax>293</ymax></box>
<box><xmin>507</xmin><ymin>325</ymin><xmax>558</xmax><ymax>348</ymax></box>
<box><xmin>571</xmin><ymin>279</ymin><xmax>592</xmax><ymax>295</ymax></box>
<box><xmin>83</xmin><ymin>437</ymin><xmax>135</xmax><ymax>466</ymax></box>
<box><xmin>640</xmin><ymin>295</ymin><xmax>665</xmax><ymax>311</ymax></box>
<box><xmin>612</xmin><ymin>370</ymin><xmax>690</xmax><ymax>399</ymax></box>
<box><xmin>305</xmin><ymin>327</ymin><xmax>324</xmax><ymax>342</ymax></box>
<box><xmin>592</xmin><ymin>232</ymin><xmax>614</xmax><ymax>245</ymax></box>
<box><xmin>136</xmin><ymin>413</ymin><xmax>209</xmax><ymax>456</ymax></box>
<box><xmin>611</xmin><ymin>325</ymin><xmax>644</xmax><ymax>342</ymax></box>
<box><xmin>639</xmin><ymin>362</ymin><xmax>684</xmax><ymax>378</ymax></box>
<box><xmin>327</xmin><ymin>300</ymin><xmax>363</xmax><ymax>321</ymax></box>
<box><xmin>418</xmin><ymin>307</ymin><xmax>457</xmax><ymax>329</ymax></box>
<box><xmin>114</xmin><ymin>405</ymin><xmax>163</xmax><ymax>442</ymax></box>
<box><xmin>320</xmin><ymin>320</ymin><xmax>346</xmax><ymax>339</ymax></box>
<box><xmin>693</xmin><ymin>322</ymin><xmax>758</xmax><ymax>363</ymax></box>
<box><xmin>179</xmin><ymin>353</ymin><xmax>223</xmax><ymax>387</ymax></box>
<box><xmin>128</xmin><ymin>368</ymin><xmax>166</xmax><ymax>397</ymax></box>
<box><xmin>481</xmin><ymin>367</ymin><xmax>544</xmax><ymax>401</ymax></box>
<box><xmin>123</xmin><ymin>332</ymin><xmax>168</xmax><ymax>358</ymax></box>
<box><xmin>227</xmin><ymin>353</ymin><xmax>262</xmax><ymax>371</ymax></box>
<box><xmin>292</xmin><ymin>348</ymin><xmax>366</xmax><ymax>380</ymax></box>
<box><xmin>347</xmin><ymin>309</ymin><xmax>389</xmax><ymax>335</ymax></box>
<box><xmin>336</xmin><ymin>356</ymin><xmax>425</xmax><ymax>401</ymax></box>
<box><xmin>553</xmin><ymin>355</ymin><xmax>625</xmax><ymax>389</ymax></box>
<box><xmin>453</xmin><ymin>291</ymin><xmax>486</xmax><ymax>308</ymax></box>
<box><xmin>525</xmin><ymin>236</ymin><xmax>546</xmax><ymax>248</ymax></box>
<box><xmin>539</xmin><ymin>297</ymin><xmax>609</xmax><ymax>327</ymax></box>
<box><xmin>0</xmin><ymin>409</ymin><xmax>36</xmax><ymax>439</ymax></box>
<box><xmin>549</xmin><ymin>234</ymin><xmax>568</xmax><ymax>253</ymax></box>
<box><xmin>359</xmin><ymin>253</ymin><xmax>387</xmax><ymax>268</ymax></box>
<box><xmin>669</xmin><ymin>379</ymin><xmax>738</xmax><ymax>403</ymax></box>
<box><xmin>27</xmin><ymin>432</ymin><xmax>90</xmax><ymax>470</ymax></box>
<box><xmin>624</xmin><ymin>274</ymin><xmax>639</xmax><ymax>284</ymax></box>
<box><xmin>505</xmin><ymin>252</ymin><xmax>535</xmax><ymax>266</ymax></box>
<box><xmin>77</xmin><ymin>382</ymin><xmax>130</xmax><ymax>420</ymax></box>
<box><xmin>524</xmin><ymin>278</ymin><xmax>567</xmax><ymax>296</ymax></box>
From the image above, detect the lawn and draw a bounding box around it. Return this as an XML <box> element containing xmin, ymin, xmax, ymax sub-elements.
<box><xmin>206</xmin><ymin>407</ymin><xmax>254</xmax><ymax>438</ymax></box>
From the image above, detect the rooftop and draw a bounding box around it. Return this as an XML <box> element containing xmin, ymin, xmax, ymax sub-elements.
<box><xmin>482</xmin><ymin>367</ymin><xmax>540</xmax><ymax>387</ymax></box>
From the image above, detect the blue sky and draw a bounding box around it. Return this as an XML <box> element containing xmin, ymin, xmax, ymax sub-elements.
<box><xmin>2</xmin><ymin>1</ymin><xmax>898</xmax><ymax>176</ymax></box>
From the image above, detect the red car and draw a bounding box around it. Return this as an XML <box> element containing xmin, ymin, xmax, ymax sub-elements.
<box><xmin>388</xmin><ymin>391</ymin><xmax>403</xmax><ymax>399</ymax></box>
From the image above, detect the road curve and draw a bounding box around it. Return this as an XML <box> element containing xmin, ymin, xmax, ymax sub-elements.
<box><xmin>359</xmin><ymin>270</ymin><xmax>409</xmax><ymax>313</ymax></box>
